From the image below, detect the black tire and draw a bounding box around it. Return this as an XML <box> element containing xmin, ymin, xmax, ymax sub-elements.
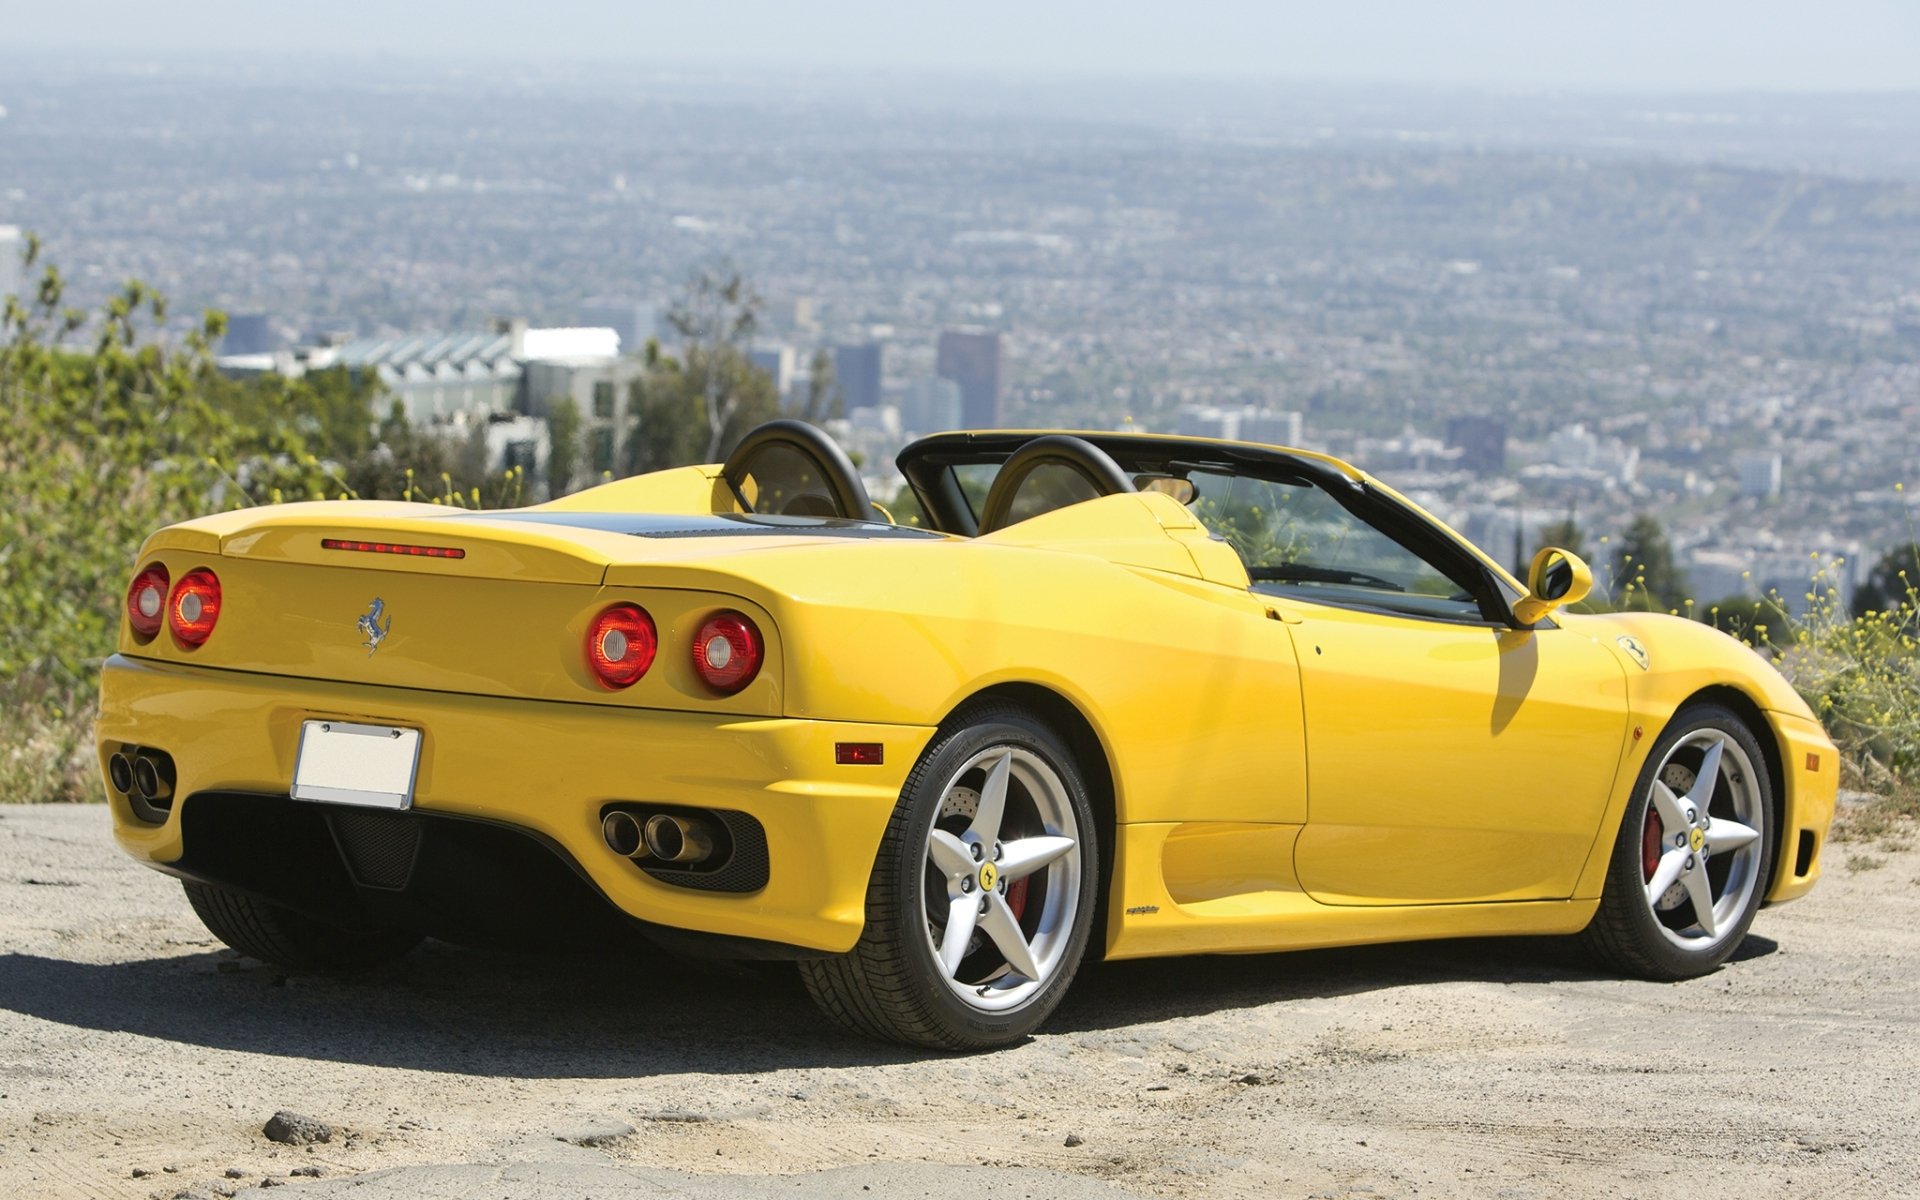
<box><xmin>1583</xmin><ymin>703</ymin><xmax>1776</xmax><ymax>980</ymax></box>
<box><xmin>799</xmin><ymin>703</ymin><xmax>1100</xmax><ymax>1051</ymax></box>
<box><xmin>183</xmin><ymin>881</ymin><xmax>421</xmax><ymax>972</ymax></box>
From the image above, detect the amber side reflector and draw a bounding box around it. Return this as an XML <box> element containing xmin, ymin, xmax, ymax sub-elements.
<box><xmin>1806</xmin><ymin>752</ymin><xmax>1821</xmax><ymax>772</ymax></box>
<box><xmin>836</xmin><ymin>743</ymin><xmax>884</xmax><ymax>766</ymax></box>
<box><xmin>322</xmin><ymin>538</ymin><xmax>465</xmax><ymax>559</ymax></box>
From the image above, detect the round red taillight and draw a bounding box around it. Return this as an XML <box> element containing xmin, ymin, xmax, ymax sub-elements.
<box><xmin>587</xmin><ymin>603</ymin><xmax>658</xmax><ymax>689</ymax></box>
<box><xmin>691</xmin><ymin>610</ymin><xmax>763</xmax><ymax>695</ymax></box>
<box><xmin>126</xmin><ymin>564</ymin><xmax>170</xmax><ymax>639</ymax></box>
<box><xmin>168</xmin><ymin>568</ymin><xmax>222</xmax><ymax>647</ymax></box>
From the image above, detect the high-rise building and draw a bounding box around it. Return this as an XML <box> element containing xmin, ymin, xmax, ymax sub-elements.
<box><xmin>748</xmin><ymin>345</ymin><xmax>796</xmax><ymax>397</ymax></box>
<box><xmin>1445</xmin><ymin>415</ymin><xmax>1508</xmax><ymax>473</ymax></box>
<box><xmin>901</xmin><ymin>377</ymin><xmax>964</xmax><ymax>433</ymax></box>
<box><xmin>936</xmin><ymin>330</ymin><xmax>1002</xmax><ymax>428</ymax></box>
<box><xmin>579</xmin><ymin>299</ymin><xmax>657</xmax><ymax>355</ymax></box>
<box><xmin>0</xmin><ymin>226</ymin><xmax>24</xmax><ymax>307</ymax></box>
<box><xmin>1737</xmin><ymin>452</ymin><xmax>1783</xmax><ymax>499</ymax></box>
<box><xmin>835</xmin><ymin>342</ymin><xmax>883</xmax><ymax>413</ymax></box>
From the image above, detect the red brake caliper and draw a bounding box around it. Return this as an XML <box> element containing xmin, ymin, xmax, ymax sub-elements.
<box><xmin>1641</xmin><ymin>809</ymin><xmax>1663</xmax><ymax>881</ymax></box>
<box><xmin>1007</xmin><ymin>876</ymin><xmax>1030</xmax><ymax>921</ymax></box>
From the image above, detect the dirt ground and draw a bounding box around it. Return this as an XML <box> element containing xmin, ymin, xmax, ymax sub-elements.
<box><xmin>2</xmin><ymin>804</ymin><xmax>1916</xmax><ymax>1200</ymax></box>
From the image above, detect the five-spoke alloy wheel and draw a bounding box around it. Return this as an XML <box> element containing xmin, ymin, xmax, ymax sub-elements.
<box><xmin>800</xmin><ymin>703</ymin><xmax>1099</xmax><ymax>1050</ymax></box>
<box><xmin>1585</xmin><ymin>703</ymin><xmax>1775</xmax><ymax>979</ymax></box>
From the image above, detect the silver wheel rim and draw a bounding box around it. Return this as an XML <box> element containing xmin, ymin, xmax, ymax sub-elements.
<box><xmin>919</xmin><ymin>745</ymin><xmax>1081</xmax><ymax>1013</ymax></box>
<box><xmin>1640</xmin><ymin>729</ymin><xmax>1766</xmax><ymax>951</ymax></box>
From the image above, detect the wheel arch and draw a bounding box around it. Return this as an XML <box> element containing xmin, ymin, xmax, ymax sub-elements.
<box><xmin>1669</xmin><ymin>683</ymin><xmax>1787</xmax><ymax>878</ymax></box>
<box><xmin>941</xmin><ymin>680</ymin><xmax>1119</xmax><ymax>958</ymax></box>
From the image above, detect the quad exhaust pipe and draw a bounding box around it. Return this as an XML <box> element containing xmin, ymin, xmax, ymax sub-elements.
<box><xmin>643</xmin><ymin>813</ymin><xmax>714</xmax><ymax>864</ymax></box>
<box><xmin>601</xmin><ymin>810</ymin><xmax>647</xmax><ymax>859</ymax></box>
<box><xmin>131</xmin><ymin>753</ymin><xmax>173</xmax><ymax>806</ymax></box>
<box><xmin>110</xmin><ymin>747</ymin><xmax>175</xmax><ymax>811</ymax></box>
<box><xmin>600</xmin><ymin>809</ymin><xmax>717</xmax><ymax>865</ymax></box>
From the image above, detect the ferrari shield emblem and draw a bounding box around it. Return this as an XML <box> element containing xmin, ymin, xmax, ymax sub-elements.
<box><xmin>1616</xmin><ymin>635</ymin><xmax>1650</xmax><ymax>671</ymax></box>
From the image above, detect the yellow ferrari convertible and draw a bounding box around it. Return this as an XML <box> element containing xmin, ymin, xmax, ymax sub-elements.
<box><xmin>98</xmin><ymin>420</ymin><xmax>1837</xmax><ymax>1049</ymax></box>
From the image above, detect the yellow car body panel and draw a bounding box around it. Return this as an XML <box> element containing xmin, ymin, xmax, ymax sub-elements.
<box><xmin>97</xmin><ymin>654</ymin><xmax>930</xmax><ymax>953</ymax></box>
<box><xmin>98</xmin><ymin>430</ymin><xmax>1837</xmax><ymax>965</ymax></box>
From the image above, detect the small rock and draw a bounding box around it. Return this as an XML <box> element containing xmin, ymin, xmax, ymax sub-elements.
<box><xmin>263</xmin><ymin>1110</ymin><xmax>333</xmax><ymax>1146</ymax></box>
<box><xmin>132</xmin><ymin>1168</ymin><xmax>153</xmax><ymax>1178</ymax></box>
<box><xmin>260</xmin><ymin>1180</ymin><xmax>286</xmax><ymax>1189</ymax></box>
<box><xmin>1064</xmin><ymin>1133</ymin><xmax>1085</xmax><ymax>1147</ymax></box>
<box><xmin>223</xmin><ymin>1169</ymin><xmax>249</xmax><ymax>1180</ymax></box>
<box><xmin>639</xmin><ymin>1110</ymin><xmax>709</xmax><ymax>1124</ymax></box>
<box><xmin>289</xmin><ymin>1166</ymin><xmax>327</xmax><ymax>1178</ymax></box>
<box><xmin>1235</xmin><ymin>1072</ymin><xmax>1263</xmax><ymax>1085</ymax></box>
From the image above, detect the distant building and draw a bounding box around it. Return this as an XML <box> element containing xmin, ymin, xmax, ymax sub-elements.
<box><xmin>1737</xmin><ymin>452</ymin><xmax>1783</xmax><ymax>499</ymax></box>
<box><xmin>328</xmin><ymin>325</ymin><xmax>527</xmax><ymax>425</ymax></box>
<box><xmin>579</xmin><ymin>298</ymin><xmax>657</xmax><ymax>355</ymax></box>
<box><xmin>835</xmin><ymin>342</ymin><xmax>883</xmax><ymax>413</ymax></box>
<box><xmin>1175</xmin><ymin>405</ymin><xmax>1303</xmax><ymax>447</ymax></box>
<box><xmin>901</xmin><ymin>376</ymin><xmax>963</xmax><ymax>433</ymax></box>
<box><xmin>0</xmin><ymin>225</ymin><xmax>22</xmax><ymax>307</ymax></box>
<box><xmin>748</xmin><ymin>345</ymin><xmax>796</xmax><ymax>397</ymax></box>
<box><xmin>1445</xmin><ymin>415</ymin><xmax>1508</xmax><ymax>474</ymax></box>
<box><xmin>220</xmin><ymin>314</ymin><xmax>279</xmax><ymax>356</ymax></box>
<box><xmin>936</xmin><ymin>330</ymin><xmax>1002</xmax><ymax>427</ymax></box>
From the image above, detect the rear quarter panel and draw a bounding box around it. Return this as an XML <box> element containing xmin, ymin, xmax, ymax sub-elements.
<box><xmin>704</xmin><ymin>538</ymin><xmax>1310</xmax><ymax>828</ymax></box>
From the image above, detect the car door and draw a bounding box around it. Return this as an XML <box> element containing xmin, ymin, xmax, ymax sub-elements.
<box><xmin>1193</xmin><ymin>469</ymin><xmax>1630</xmax><ymax>905</ymax></box>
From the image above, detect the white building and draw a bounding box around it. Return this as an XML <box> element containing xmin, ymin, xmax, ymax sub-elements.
<box><xmin>1174</xmin><ymin>405</ymin><xmax>1304</xmax><ymax>447</ymax></box>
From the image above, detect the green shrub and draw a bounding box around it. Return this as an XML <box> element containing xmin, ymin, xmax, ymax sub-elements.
<box><xmin>0</xmin><ymin>248</ymin><xmax>512</xmax><ymax>801</ymax></box>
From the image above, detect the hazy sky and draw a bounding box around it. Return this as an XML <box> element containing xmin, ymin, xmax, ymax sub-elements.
<box><xmin>8</xmin><ymin>0</ymin><xmax>1919</xmax><ymax>92</ymax></box>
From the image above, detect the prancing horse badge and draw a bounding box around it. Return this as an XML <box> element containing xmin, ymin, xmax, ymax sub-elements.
<box><xmin>357</xmin><ymin>598</ymin><xmax>393</xmax><ymax>656</ymax></box>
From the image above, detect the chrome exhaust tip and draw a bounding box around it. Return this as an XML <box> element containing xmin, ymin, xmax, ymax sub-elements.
<box><xmin>601</xmin><ymin>810</ymin><xmax>649</xmax><ymax>859</ymax></box>
<box><xmin>131</xmin><ymin>753</ymin><xmax>172</xmax><ymax>805</ymax></box>
<box><xmin>643</xmin><ymin>813</ymin><xmax>714</xmax><ymax>864</ymax></box>
<box><xmin>108</xmin><ymin>752</ymin><xmax>135</xmax><ymax>795</ymax></box>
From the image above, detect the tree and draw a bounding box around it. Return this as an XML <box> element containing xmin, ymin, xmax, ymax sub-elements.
<box><xmin>1852</xmin><ymin>543</ymin><xmax>1920</xmax><ymax>616</ymax></box>
<box><xmin>1614</xmin><ymin>513</ymin><xmax>1688</xmax><ymax>610</ymax></box>
<box><xmin>666</xmin><ymin>266</ymin><xmax>767</xmax><ymax>460</ymax></box>
<box><xmin>626</xmin><ymin>345</ymin><xmax>708</xmax><ymax>474</ymax></box>
<box><xmin>546</xmin><ymin>394</ymin><xmax>581</xmax><ymax>497</ymax></box>
<box><xmin>1535</xmin><ymin>509</ymin><xmax>1585</xmax><ymax>561</ymax></box>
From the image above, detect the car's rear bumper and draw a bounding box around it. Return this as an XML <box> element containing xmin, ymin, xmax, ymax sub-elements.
<box><xmin>96</xmin><ymin>654</ymin><xmax>933</xmax><ymax>953</ymax></box>
<box><xmin>1763</xmin><ymin>709</ymin><xmax>1838</xmax><ymax>905</ymax></box>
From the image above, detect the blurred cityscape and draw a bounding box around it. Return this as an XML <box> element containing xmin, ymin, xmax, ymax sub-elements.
<box><xmin>3</xmin><ymin>55</ymin><xmax>1917</xmax><ymax>611</ymax></box>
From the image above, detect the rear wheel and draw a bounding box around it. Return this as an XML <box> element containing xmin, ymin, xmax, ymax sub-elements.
<box><xmin>184</xmin><ymin>881</ymin><xmax>421</xmax><ymax>972</ymax></box>
<box><xmin>1583</xmin><ymin>704</ymin><xmax>1774</xmax><ymax>979</ymax></box>
<box><xmin>799</xmin><ymin>704</ymin><xmax>1099</xmax><ymax>1050</ymax></box>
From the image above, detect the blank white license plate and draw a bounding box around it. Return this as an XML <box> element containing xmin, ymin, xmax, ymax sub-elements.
<box><xmin>291</xmin><ymin>720</ymin><xmax>421</xmax><ymax>810</ymax></box>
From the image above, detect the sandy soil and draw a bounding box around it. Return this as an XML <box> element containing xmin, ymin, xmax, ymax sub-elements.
<box><xmin>2</xmin><ymin>804</ymin><xmax>1916</xmax><ymax>1200</ymax></box>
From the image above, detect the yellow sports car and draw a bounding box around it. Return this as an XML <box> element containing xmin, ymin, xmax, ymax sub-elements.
<box><xmin>98</xmin><ymin>420</ymin><xmax>1837</xmax><ymax>1049</ymax></box>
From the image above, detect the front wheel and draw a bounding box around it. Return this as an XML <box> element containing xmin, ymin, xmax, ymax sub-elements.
<box><xmin>799</xmin><ymin>704</ymin><xmax>1100</xmax><ymax>1050</ymax></box>
<box><xmin>1583</xmin><ymin>704</ymin><xmax>1775</xmax><ymax>979</ymax></box>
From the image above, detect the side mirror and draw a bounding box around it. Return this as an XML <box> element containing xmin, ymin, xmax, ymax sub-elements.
<box><xmin>1512</xmin><ymin>547</ymin><xmax>1593</xmax><ymax>626</ymax></box>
